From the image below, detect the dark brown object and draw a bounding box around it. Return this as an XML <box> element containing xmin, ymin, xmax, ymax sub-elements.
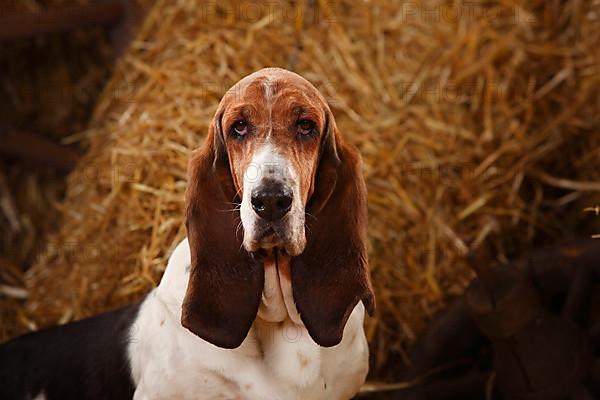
<box><xmin>466</xmin><ymin>266</ymin><xmax>593</xmax><ymax>400</ymax></box>
<box><xmin>0</xmin><ymin>1</ymin><xmax>126</xmax><ymax>39</ymax></box>
<box><xmin>399</xmin><ymin>299</ymin><xmax>484</xmax><ymax>381</ymax></box>
<box><xmin>0</xmin><ymin>128</ymin><xmax>81</xmax><ymax>173</ymax></box>
<box><xmin>394</xmin><ymin>372</ymin><xmax>488</xmax><ymax>400</ymax></box>
<box><xmin>467</xmin><ymin>266</ymin><xmax>544</xmax><ymax>338</ymax></box>
<box><xmin>376</xmin><ymin>239</ymin><xmax>600</xmax><ymax>400</ymax></box>
<box><xmin>524</xmin><ymin>241</ymin><xmax>600</xmax><ymax>301</ymax></box>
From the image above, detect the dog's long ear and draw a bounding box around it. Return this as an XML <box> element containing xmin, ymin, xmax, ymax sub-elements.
<box><xmin>291</xmin><ymin>111</ymin><xmax>375</xmax><ymax>347</ymax></box>
<box><xmin>182</xmin><ymin>114</ymin><xmax>264</xmax><ymax>349</ymax></box>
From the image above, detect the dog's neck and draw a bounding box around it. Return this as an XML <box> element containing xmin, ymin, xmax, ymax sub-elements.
<box><xmin>157</xmin><ymin>239</ymin><xmax>303</xmax><ymax>341</ymax></box>
<box><xmin>256</xmin><ymin>251</ymin><xmax>302</xmax><ymax>325</ymax></box>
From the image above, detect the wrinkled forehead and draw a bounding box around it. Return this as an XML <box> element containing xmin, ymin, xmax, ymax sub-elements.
<box><xmin>219</xmin><ymin>69</ymin><xmax>327</xmax><ymax>125</ymax></box>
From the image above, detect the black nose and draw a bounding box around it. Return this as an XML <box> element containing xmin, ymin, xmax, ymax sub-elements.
<box><xmin>251</xmin><ymin>183</ymin><xmax>293</xmax><ymax>221</ymax></box>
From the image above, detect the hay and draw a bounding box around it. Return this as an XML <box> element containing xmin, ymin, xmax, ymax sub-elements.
<box><xmin>13</xmin><ymin>0</ymin><xmax>600</xmax><ymax>377</ymax></box>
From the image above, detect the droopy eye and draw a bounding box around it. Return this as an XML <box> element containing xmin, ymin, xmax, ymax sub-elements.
<box><xmin>296</xmin><ymin>119</ymin><xmax>315</xmax><ymax>136</ymax></box>
<box><xmin>231</xmin><ymin>120</ymin><xmax>248</xmax><ymax>137</ymax></box>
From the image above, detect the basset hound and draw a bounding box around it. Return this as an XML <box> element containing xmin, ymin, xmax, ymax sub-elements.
<box><xmin>0</xmin><ymin>67</ymin><xmax>376</xmax><ymax>400</ymax></box>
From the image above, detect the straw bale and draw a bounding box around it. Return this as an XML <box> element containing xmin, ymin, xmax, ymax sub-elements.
<box><xmin>14</xmin><ymin>0</ymin><xmax>600</xmax><ymax>376</ymax></box>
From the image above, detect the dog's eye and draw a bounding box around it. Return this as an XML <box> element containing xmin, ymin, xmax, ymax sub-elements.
<box><xmin>296</xmin><ymin>119</ymin><xmax>315</xmax><ymax>136</ymax></box>
<box><xmin>231</xmin><ymin>120</ymin><xmax>248</xmax><ymax>137</ymax></box>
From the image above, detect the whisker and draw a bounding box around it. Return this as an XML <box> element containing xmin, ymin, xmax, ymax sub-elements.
<box><xmin>305</xmin><ymin>211</ymin><xmax>317</xmax><ymax>221</ymax></box>
<box><xmin>217</xmin><ymin>207</ymin><xmax>241</xmax><ymax>212</ymax></box>
<box><xmin>217</xmin><ymin>201</ymin><xmax>241</xmax><ymax>213</ymax></box>
<box><xmin>233</xmin><ymin>186</ymin><xmax>243</xmax><ymax>200</ymax></box>
<box><xmin>304</xmin><ymin>222</ymin><xmax>313</xmax><ymax>235</ymax></box>
<box><xmin>235</xmin><ymin>219</ymin><xmax>244</xmax><ymax>241</ymax></box>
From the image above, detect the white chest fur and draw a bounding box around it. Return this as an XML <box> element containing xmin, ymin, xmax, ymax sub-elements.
<box><xmin>128</xmin><ymin>239</ymin><xmax>369</xmax><ymax>400</ymax></box>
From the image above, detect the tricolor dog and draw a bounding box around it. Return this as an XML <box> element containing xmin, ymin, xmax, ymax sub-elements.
<box><xmin>0</xmin><ymin>68</ymin><xmax>375</xmax><ymax>400</ymax></box>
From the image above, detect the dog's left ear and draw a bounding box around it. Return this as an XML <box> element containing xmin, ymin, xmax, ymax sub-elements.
<box><xmin>291</xmin><ymin>110</ymin><xmax>375</xmax><ymax>347</ymax></box>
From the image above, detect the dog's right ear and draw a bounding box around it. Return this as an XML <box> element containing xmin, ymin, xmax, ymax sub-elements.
<box><xmin>181</xmin><ymin>114</ymin><xmax>264</xmax><ymax>349</ymax></box>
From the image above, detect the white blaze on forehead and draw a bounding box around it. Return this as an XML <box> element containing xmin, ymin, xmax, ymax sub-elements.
<box><xmin>263</xmin><ymin>78</ymin><xmax>275</xmax><ymax>101</ymax></box>
<box><xmin>243</xmin><ymin>143</ymin><xmax>290</xmax><ymax>183</ymax></box>
<box><xmin>263</xmin><ymin>79</ymin><xmax>275</xmax><ymax>137</ymax></box>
